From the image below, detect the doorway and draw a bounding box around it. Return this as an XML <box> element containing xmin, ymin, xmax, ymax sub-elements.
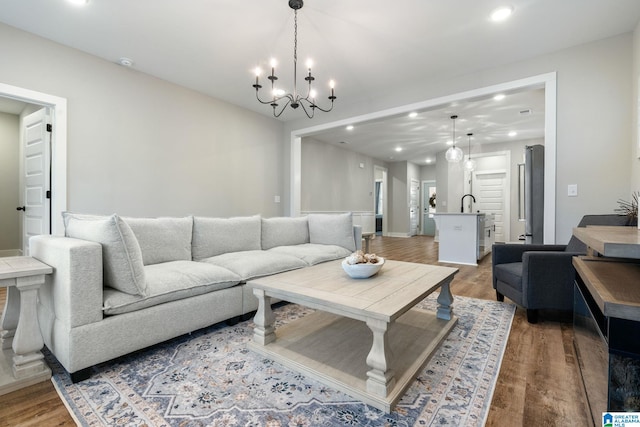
<box><xmin>374</xmin><ymin>165</ymin><xmax>388</xmax><ymax>236</ymax></box>
<box><xmin>0</xmin><ymin>82</ymin><xmax>68</xmax><ymax>249</ymax></box>
<box><xmin>422</xmin><ymin>180</ymin><xmax>436</xmax><ymax>236</ymax></box>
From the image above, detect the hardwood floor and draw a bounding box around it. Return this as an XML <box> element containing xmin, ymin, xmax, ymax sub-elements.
<box><xmin>0</xmin><ymin>236</ymin><xmax>591</xmax><ymax>426</ymax></box>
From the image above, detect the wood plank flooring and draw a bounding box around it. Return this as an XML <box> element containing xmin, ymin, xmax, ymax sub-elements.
<box><xmin>0</xmin><ymin>236</ymin><xmax>591</xmax><ymax>426</ymax></box>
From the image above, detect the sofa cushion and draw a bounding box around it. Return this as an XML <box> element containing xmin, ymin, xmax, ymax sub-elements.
<box><xmin>268</xmin><ymin>243</ymin><xmax>352</xmax><ymax>265</ymax></box>
<box><xmin>199</xmin><ymin>250</ymin><xmax>307</xmax><ymax>281</ymax></box>
<box><xmin>103</xmin><ymin>260</ymin><xmax>241</xmax><ymax>315</ymax></box>
<box><xmin>124</xmin><ymin>216</ymin><xmax>193</xmax><ymax>265</ymax></box>
<box><xmin>192</xmin><ymin>216</ymin><xmax>261</xmax><ymax>260</ymax></box>
<box><xmin>63</xmin><ymin>213</ymin><xmax>147</xmax><ymax>296</ymax></box>
<box><xmin>307</xmin><ymin>212</ymin><xmax>356</xmax><ymax>252</ymax></box>
<box><xmin>494</xmin><ymin>262</ymin><xmax>523</xmax><ymax>292</ymax></box>
<box><xmin>261</xmin><ymin>217</ymin><xmax>310</xmax><ymax>250</ymax></box>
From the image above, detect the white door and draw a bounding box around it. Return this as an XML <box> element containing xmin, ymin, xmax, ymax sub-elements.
<box><xmin>409</xmin><ymin>179</ymin><xmax>419</xmax><ymax>236</ymax></box>
<box><xmin>20</xmin><ymin>108</ymin><xmax>51</xmax><ymax>254</ymax></box>
<box><xmin>473</xmin><ymin>171</ymin><xmax>507</xmax><ymax>243</ymax></box>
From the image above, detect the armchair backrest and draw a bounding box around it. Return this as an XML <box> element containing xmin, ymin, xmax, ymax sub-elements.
<box><xmin>565</xmin><ymin>214</ymin><xmax>631</xmax><ymax>253</ymax></box>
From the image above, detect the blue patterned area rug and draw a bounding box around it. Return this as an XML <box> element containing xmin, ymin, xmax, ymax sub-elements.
<box><xmin>49</xmin><ymin>294</ymin><xmax>514</xmax><ymax>427</ymax></box>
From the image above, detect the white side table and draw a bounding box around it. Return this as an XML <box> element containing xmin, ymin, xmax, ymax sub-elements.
<box><xmin>0</xmin><ymin>256</ymin><xmax>52</xmax><ymax>395</ymax></box>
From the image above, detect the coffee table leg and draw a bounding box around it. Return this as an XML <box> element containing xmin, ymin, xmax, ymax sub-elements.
<box><xmin>252</xmin><ymin>289</ymin><xmax>276</xmax><ymax>345</ymax></box>
<box><xmin>437</xmin><ymin>279</ymin><xmax>454</xmax><ymax>320</ymax></box>
<box><xmin>365</xmin><ymin>318</ymin><xmax>396</xmax><ymax>397</ymax></box>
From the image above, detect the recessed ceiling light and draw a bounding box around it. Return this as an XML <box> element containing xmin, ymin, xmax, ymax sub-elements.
<box><xmin>493</xmin><ymin>94</ymin><xmax>506</xmax><ymax>101</ymax></box>
<box><xmin>409</xmin><ymin>112</ymin><xmax>418</xmax><ymax>118</ymax></box>
<box><xmin>67</xmin><ymin>0</ymin><xmax>89</xmax><ymax>5</ymax></box>
<box><xmin>490</xmin><ymin>6</ymin><xmax>514</xmax><ymax>22</ymax></box>
<box><xmin>426</xmin><ymin>158</ymin><xmax>432</xmax><ymax>164</ymax></box>
<box><xmin>395</xmin><ymin>147</ymin><xmax>402</xmax><ymax>152</ymax></box>
<box><xmin>118</xmin><ymin>57</ymin><xmax>134</xmax><ymax>67</ymax></box>
<box><xmin>346</xmin><ymin>125</ymin><xmax>354</xmax><ymax>131</ymax></box>
<box><xmin>508</xmin><ymin>131</ymin><xmax>518</xmax><ymax>137</ymax></box>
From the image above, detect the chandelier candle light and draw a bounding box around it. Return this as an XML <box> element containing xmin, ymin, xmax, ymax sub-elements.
<box><xmin>253</xmin><ymin>0</ymin><xmax>336</xmax><ymax>118</ymax></box>
<box><xmin>445</xmin><ymin>115</ymin><xmax>464</xmax><ymax>163</ymax></box>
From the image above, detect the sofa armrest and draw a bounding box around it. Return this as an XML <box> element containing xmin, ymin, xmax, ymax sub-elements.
<box><xmin>521</xmin><ymin>251</ymin><xmax>582</xmax><ymax>309</ymax></box>
<box><xmin>30</xmin><ymin>235</ymin><xmax>104</xmax><ymax>327</ymax></box>
<box><xmin>353</xmin><ymin>225</ymin><xmax>362</xmax><ymax>251</ymax></box>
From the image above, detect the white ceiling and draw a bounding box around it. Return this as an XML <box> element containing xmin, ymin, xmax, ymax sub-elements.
<box><xmin>1</xmin><ymin>0</ymin><xmax>639</xmax><ymax>163</ymax></box>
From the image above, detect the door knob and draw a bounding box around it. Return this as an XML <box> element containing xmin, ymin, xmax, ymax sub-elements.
<box><xmin>16</xmin><ymin>206</ymin><xmax>25</xmax><ymax>211</ymax></box>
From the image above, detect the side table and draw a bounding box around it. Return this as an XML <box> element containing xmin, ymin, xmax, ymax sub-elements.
<box><xmin>0</xmin><ymin>256</ymin><xmax>53</xmax><ymax>395</ymax></box>
<box><xmin>362</xmin><ymin>232</ymin><xmax>375</xmax><ymax>253</ymax></box>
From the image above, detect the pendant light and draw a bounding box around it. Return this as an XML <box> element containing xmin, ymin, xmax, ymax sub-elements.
<box><xmin>445</xmin><ymin>115</ymin><xmax>464</xmax><ymax>163</ymax></box>
<box><xmin>464</xmin><ymin>133</ymin><xmax>476</xmax><ymax>171</ymax></box>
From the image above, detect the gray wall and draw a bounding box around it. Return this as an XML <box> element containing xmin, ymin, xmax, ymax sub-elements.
<box><xmin>286</xmin><ymin>33</ymin><xmax>634</xmax><ymax>244</ymax></box>
<box><xmin>0</xmin><ymin>112</ymin><xmax>19</xmax><ymax>250</ymax></box>
<box><xmin>301</xmin><ymin>137</ymin><xmax>374</xmax><ymax>212</ymax></box>
<box><xmin>0</xmin><ymin>22</ymin><xmax>285</xmax><ymax>219</ymax></box>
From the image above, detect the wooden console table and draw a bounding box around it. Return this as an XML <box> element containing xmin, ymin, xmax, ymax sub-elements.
<box><xmin>572</xmin><ymin>226</ymin><xmax>640</xmax><ymax>425</ymax></box>
<box><xmin>0</xmin><ymin>256</ymin><xmax>53</xmax><ymax>395</ymax></box>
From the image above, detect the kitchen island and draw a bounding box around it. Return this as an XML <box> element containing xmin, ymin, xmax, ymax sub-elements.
<box><xmin>433</xmin><ymin>213</ymin><xmax>495</xmax><ymax>266</ymax></box>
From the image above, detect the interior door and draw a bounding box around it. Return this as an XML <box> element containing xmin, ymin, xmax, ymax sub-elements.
<box><xmin>472</xmin><ymin>171</ymin><xmax>506</xmax><ymax>243</ymax></box>
<box><xmin>409</xmin><ymin>179</ymin><xmax>419</xmax><ymax>236</ymax></box>
<box><xmin>20</xmin><ymin>108</ymin><xmax>51</xmax><ymax>254</ymax></box>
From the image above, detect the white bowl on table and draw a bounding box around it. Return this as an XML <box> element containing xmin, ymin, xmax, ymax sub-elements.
<box><xmin>341</xmin><ymin>257</ymin><xmax>385</xmax><ymax>279</ymax></box>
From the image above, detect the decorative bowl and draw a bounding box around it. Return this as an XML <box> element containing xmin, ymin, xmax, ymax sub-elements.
<box><xmin>341</xmin><ymin>257</ymin><xmax>385</xmax><ymax>279</ymax></box>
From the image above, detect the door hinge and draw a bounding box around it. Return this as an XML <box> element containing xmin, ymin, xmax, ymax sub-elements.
<box><xmin>46</xmin><ymin>190</ymin><xmax>51</xmax><ymax>199</ymax></box>
<box><xmin>46</xmin><ymin>124</ymin><xmax>52</xmax><ymax>132</ymax></box>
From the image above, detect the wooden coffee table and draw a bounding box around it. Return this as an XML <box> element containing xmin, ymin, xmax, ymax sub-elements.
<box><xmin>247</xmin><ymin>259</ymin><xmax>458</xmax><ymax>412</ymax></box>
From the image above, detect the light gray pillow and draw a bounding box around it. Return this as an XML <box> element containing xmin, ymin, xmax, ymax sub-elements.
<box><xmin>124</xmin><ymin>216</ymin><xmax>193</xmax><ymax>265</ymax></box>
<box><xmin>307</xmin><ymin>212</ymin><xmax>356</xmax><ymax>252</ymax></box>
<box><xmin>261</xmin><ymin>217</ymin><xmax>310</xmax><ymax>250</ymax></box>
<box><xmin>192</xmin><ymin>215</ymin><xmax>261</xmax><ymax>260</ymax></box>
<box><xmin>63</xmin><ymin>213</ymin><xmax>147</xmax><ymax>296</ymax></box>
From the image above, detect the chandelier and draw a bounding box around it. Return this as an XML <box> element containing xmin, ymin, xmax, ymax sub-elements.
<box><xmin>464</xmin><ymin>133</ymin><xmax>476</xmax><ymax>171</ymax></box>
<box><xmin>445</xmin><ymin>115</ymin><xmax>464</xmax><ymax>162</ymax></box>
<box><xmin>252</xmin><ymin>0</ymin><xmax>336</xmax><ymax>118</ymax></box>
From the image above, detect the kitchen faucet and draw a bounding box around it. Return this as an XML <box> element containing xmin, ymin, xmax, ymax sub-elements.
<box><xmin>460</xmin><ymin>194</ymin><xmax>476</xmax><ymax>213</ymax></box>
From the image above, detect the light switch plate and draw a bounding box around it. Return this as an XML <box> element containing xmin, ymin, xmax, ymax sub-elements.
<box><xmin>568</xmin><ymin>184</ymin><xmax>578</xmax><ymax>197</ymax></box>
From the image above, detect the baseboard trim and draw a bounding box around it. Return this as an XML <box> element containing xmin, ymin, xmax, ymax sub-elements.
<box><xmin>386</xmin><ymin>232</ymin><xmax>411</xmax><ymax>238</ymax></box>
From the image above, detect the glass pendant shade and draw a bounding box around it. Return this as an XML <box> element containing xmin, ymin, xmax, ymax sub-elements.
<box><xmin>464</xmin><ymin>158</ymin><xmax>476</xmax><ymax>171</ymax></box>
<box><xmin>446</xmin><ymin>146</ymin><xmax>464</xmax><ymax>162</ymax></box>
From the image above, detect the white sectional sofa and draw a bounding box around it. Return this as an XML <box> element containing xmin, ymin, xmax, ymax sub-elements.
<box><xmin>31</xmin><ymin>212</ymin><xmax>362</xmax><ymax>382</ymax></box>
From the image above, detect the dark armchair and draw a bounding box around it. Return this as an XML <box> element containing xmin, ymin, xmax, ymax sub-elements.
<box><xmin>492</xmin><ymin>214</ymin><xmax>631</xmax><ymax>323</ymax></box>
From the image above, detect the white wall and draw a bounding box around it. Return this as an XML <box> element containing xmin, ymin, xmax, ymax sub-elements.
<box><xmin>285</xmin><ymin>33</ymin><xmax>634</xmax><ymax>244</ymax></box>
<box><xmin>301</xmin><ymin>137</ymin><xmax>374</xmax><ymax>212</ymax></box>
<box><xmin>0</xmin><ymin>112</ymin><xmax>19</xmax><ymax>250</ymax></box>
<box><xmin>0</xmin><ymin>23</ymin><xmax>285</xmax><ymax>219</ymax></box>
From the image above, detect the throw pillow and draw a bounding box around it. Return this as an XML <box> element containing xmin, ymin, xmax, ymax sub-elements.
<box><xmin>307</xmin><ymin>212</ymin><xmax>356</xmax><ymax>252</ymax></box>
<box><xmin>124</xmin><ymin>216</ymin><xmax>193</xmax><ymax>265</ymax></box>
<box><xmin>192</xmin><ymin>215</ymin><xmax>261</xmax><ymax>260</ymax></box>
<box><xmin>261</xmin><ymin>216</ymin><xmax>310</xmax><ymax>250</ymax></box>
<box><xmin>63</xmin><ymin>212</ymin><xmax>147</xmax><ymax>296</ymax></box>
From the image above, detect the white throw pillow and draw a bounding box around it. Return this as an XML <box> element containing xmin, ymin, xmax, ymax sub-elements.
<box><xmin>124</xmin><ymin>216</ymin><xmax>193</xmax><ymax>265</ymax></box>
<box><xmin>192</xmin><ymin>215</ymin><xmax>261</xmax><ymax>260</ymax></box>
<box><xmin>261</xmin><ymin>216</ymin><xmax>310</xmax><ymax>250</ymax></box>
<box><xmin>63</xmin><ymin>212</ymin><xmax>147</xmax><ymax>296</ymax></box>
<box><xmin>307</xmin><ymin>212</ymin><xmax>356</xmax><ymax>252</ymax></box>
